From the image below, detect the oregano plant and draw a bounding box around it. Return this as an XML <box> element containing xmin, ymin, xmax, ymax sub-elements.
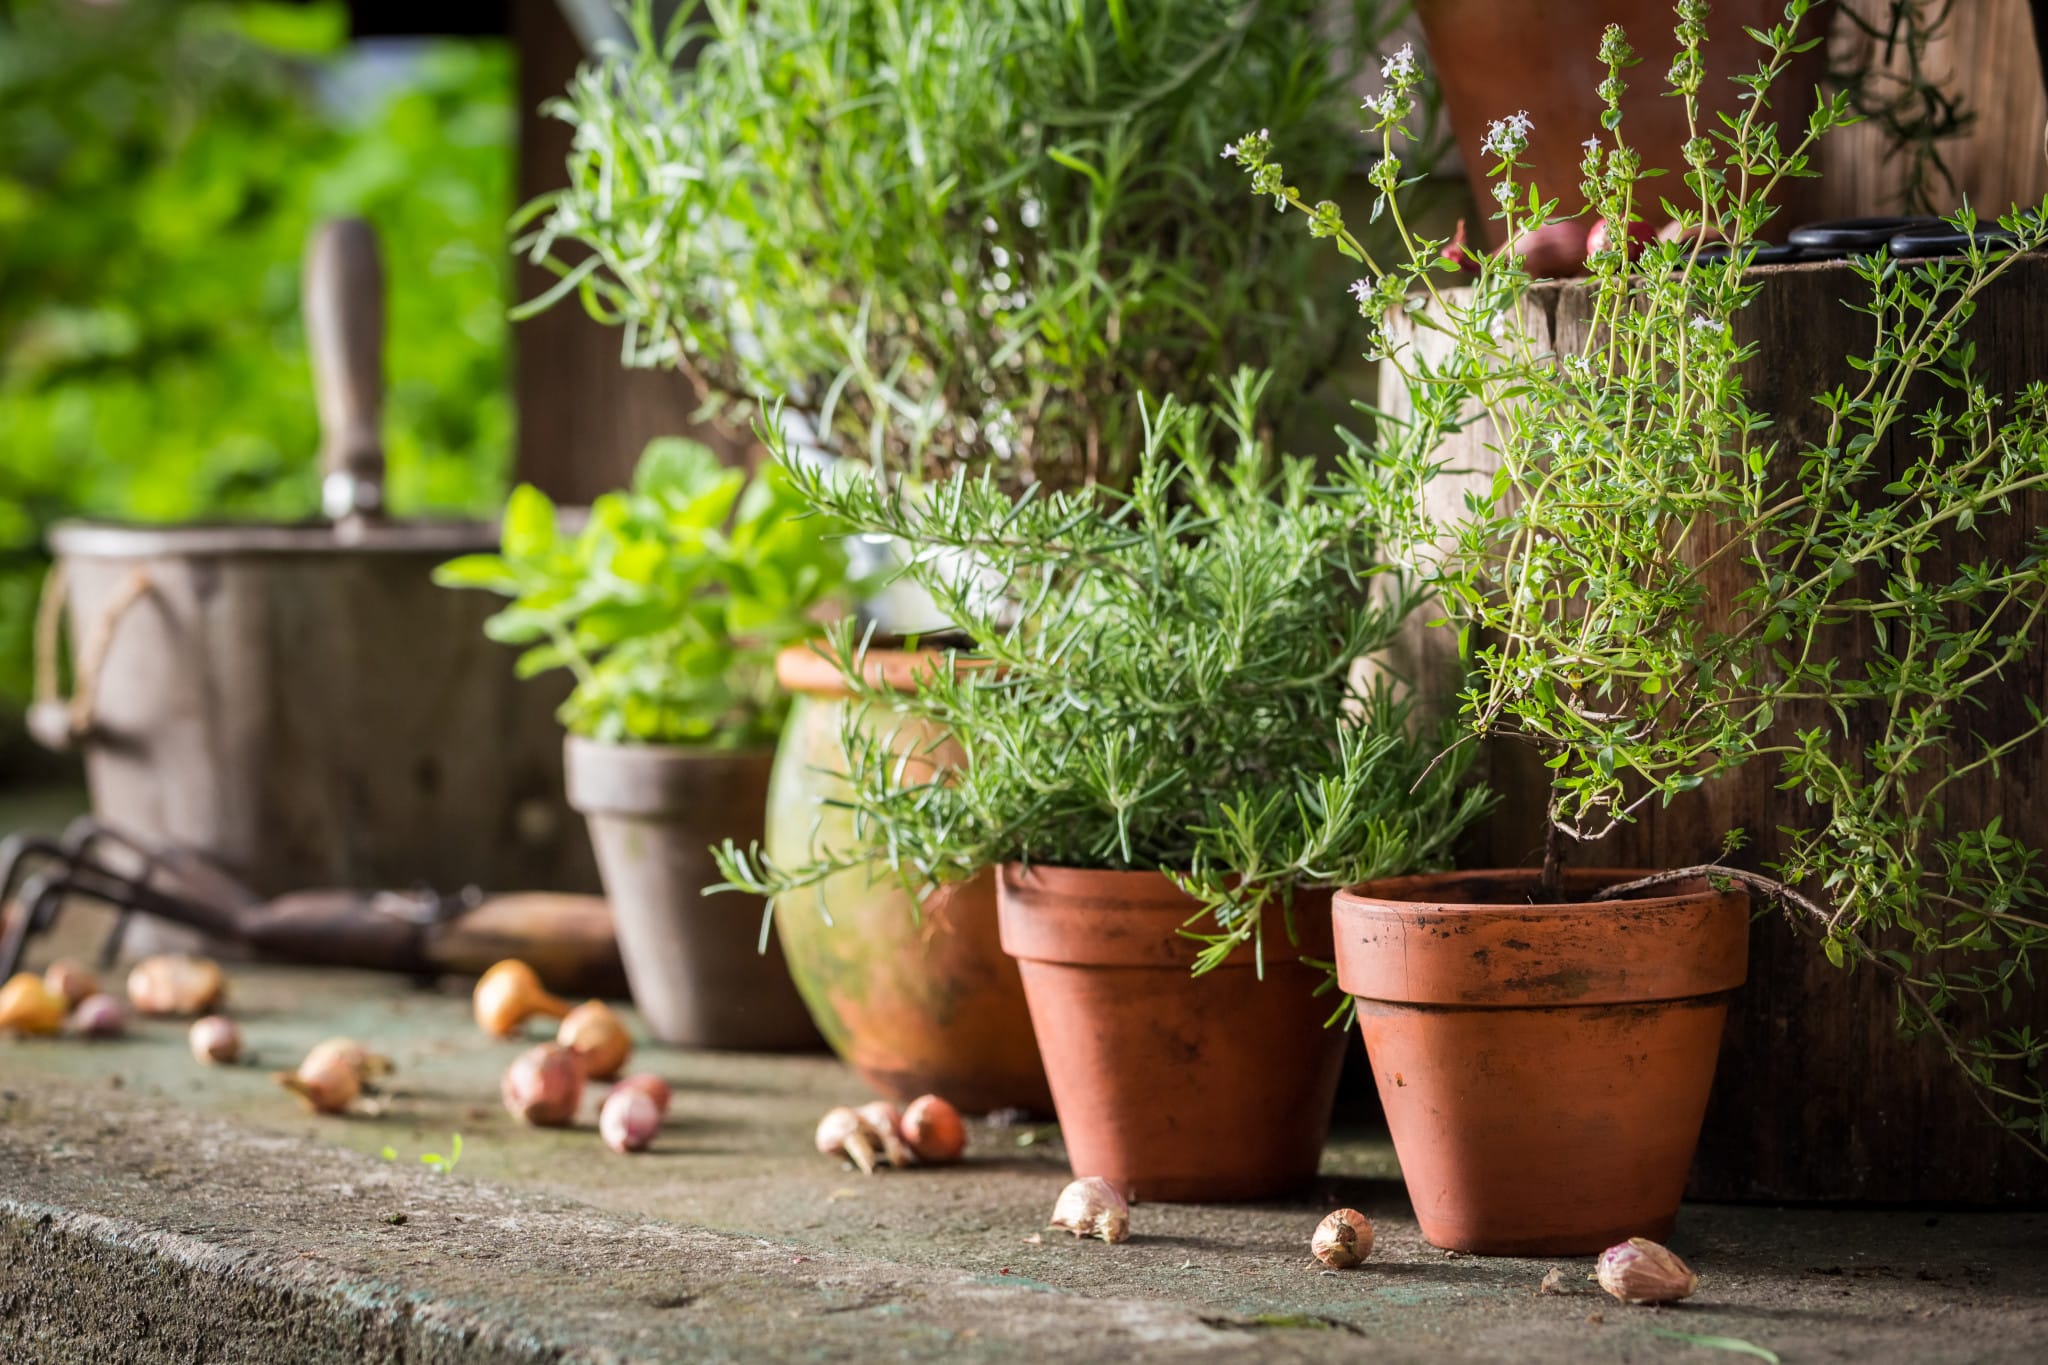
<box><xmin>1236</xmin><ymin>0</ymin><xmax>2048</xmax><ymax>1151</ymax></box>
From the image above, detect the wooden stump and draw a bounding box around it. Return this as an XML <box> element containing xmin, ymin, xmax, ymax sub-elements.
<box><xmin>1380</xmin><ymin>254</ymin><xmax>2048</xmax><ymax>1204</ymax></box>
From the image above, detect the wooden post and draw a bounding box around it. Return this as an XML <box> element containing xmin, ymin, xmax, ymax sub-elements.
<box><xmin>1380</xmin><ymin>254</ymin><xmax>2048</xmax><ymax>1204</ymax></box>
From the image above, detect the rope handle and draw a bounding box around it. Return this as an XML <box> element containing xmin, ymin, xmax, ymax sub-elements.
<box><xmin>30</xmin><ymin>562</ymin><xmax>155</xmax><ymax>751</ymax></box>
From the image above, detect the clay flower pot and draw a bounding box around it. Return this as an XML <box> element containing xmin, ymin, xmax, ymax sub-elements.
<box><xmin>767</xmin><ymin>644</ymin><xmax>1051</xmax><ymax>1114</ymax></box>
<box><xmin>1414</xmin><ymin>0</ymin><xmax>1833</xmax><ymax>249</ymax></box>
<box><xmin>565</xmin><ymin>736</ymin><xmax>820</xmax><ymax>1050</ymax></box>
<box><xmin>1332</xmin><ymin>869</ymin><xmax>1748</xmax><ymax>1254</ymax></box>
<box><xmin>998</xmin><ymin>864</ymin><xmax>1349</xmax><ymax>1202</ymax></box>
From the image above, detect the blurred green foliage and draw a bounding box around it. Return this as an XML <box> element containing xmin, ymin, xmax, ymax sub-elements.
<box><xmin>0</xmin><ymin>0</ymin><xmax>514</xmax><ymax>717</ymax></box>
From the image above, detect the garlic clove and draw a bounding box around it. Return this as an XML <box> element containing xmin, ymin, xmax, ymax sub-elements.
<box><xmin>43</xmin><ymin>959</ymin><xmax>99</xmax><ymax>1009</ymax></box>
<box><xmin>188</xmin><ymin>1015</ymin><xmax>243</xmax><ymax>1065</ymax></box>
<box><xmin>856</xmin><ymin>1100</ymin><xmax>916</xmax><ymax>1168</ymax></box>
<box><xmin>69</xmin><ymin>993</ymin><xmax>127</xmax><ymax>1039</ymax></box>
<box><xmin>1311</xmin><ymin>1208</ymin><xmax>1374</xmax><ymax>1268</ymax></box>
<box><xmin>1595</xmin><ymin>1237</ymin><xmax>1700</xmax><ymax>1304</ymax></box>
<box><xmin>1049</xmin><ymin>1176</ymin><xmax>1131</xmax><ymax>1244</ymax></box>
<box><xmin>0</xmin><ymin>972</ymin><xmax>66</xmax><ymax>1035</ymax></box>
<box><xmin>901</xmin><ymin>1094</ymin><xmax>966</xmax><ymax>1164</ymax></box>
<box><xmin>126</xmin><ymin>954</ymin><xmax>226</xmax><ymax>1016</ymax></box>
<box><xmin>815</xmin><ymin>1106</ymin><xmax>884</xmax><ymax>1174</ymax></box>
<box><xmin>557</xmin><ymin>1000</ymin><xmax>632</xmax><ymax>1081</ymax></box>
<box><xmin>600</xmin><ymin>1087</ymin><xmax>661</xmax><ymax>1153</ymax></box>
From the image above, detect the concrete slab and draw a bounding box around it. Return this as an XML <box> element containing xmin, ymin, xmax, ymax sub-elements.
<box><xmin>4</xmin><ymin>954</ymin><xmax>2047</xmax><ymax>1362</ymax></box>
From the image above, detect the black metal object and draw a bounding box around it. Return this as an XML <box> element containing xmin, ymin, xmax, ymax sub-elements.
<box><xmin>0</xmin><ymin>816</ymin><xmax>476</xmax><ymax>982</ymax></box>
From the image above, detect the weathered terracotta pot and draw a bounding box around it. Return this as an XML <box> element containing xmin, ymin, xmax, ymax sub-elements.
<box><xmin>767</xmin><ymin>645</ymin><xmax>1050</xmax><ymax>1114</ymax></box>
<box><xmin>1414</xmin><ymin>0</ymin><xmax>1833</xmax><ymax>249</ymax></box>
<box><xmin>1332</xmin><ymin>869</ymin><xmax>1748</xmax><ymax>1254</ymax></box>
<box><xmin>998</xmin><ymin>864</ymin><xmax>1349</xmax><ymax>1202</ymax></box>
<box><xmin>565</xmin><ymin>736</ymin><xmax>820</xmax><ymax>1050</ymax></box>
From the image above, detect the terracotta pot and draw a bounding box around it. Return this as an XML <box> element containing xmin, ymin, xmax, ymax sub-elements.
<box><xmin>1415</xmin><ymin>0</ymin><xmax>1834</xmax><ymax>249</ymax></box>
<box><xmin>998</xmin><ymin>864</ymin><xmax>1350</xmax><ymax>1202</ymax></box>
<box><xmin>565</xmin><ymin>736</ymin><xmax>820</xmax><ymax>1050</ymax></box>
<box><xmin>766</xmin><ymin>644</ymin><xmax>1051</xmax><ymax>1114</ymax></box>
<box><xmin>1332</xmin><ymin>868</ymin><xmax>1748</xmax><ymax>1254</ymax></box>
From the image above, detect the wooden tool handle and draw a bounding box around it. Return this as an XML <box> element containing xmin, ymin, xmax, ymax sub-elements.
<box><xmin>304</xmin><ymin>218</ymin><xmax>386</xmax><ymax>521</ymax></box>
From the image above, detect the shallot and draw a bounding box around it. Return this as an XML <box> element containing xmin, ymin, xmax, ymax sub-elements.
<box><xmin>69</xmin><ymin>993</ymin><xmax>127</xmax><ymax>1039</ymax></box>
<box><xmin>472</xmin><ymin>959</ymin><xmax>570</xmax><ymax>1038</ymax></box>
<box><xmin>502</xmin><ymin>1042</ymin><xmax>584</xmax><ymax>1126</ymax></box>
<box><xmin>815</xmin><ymin>1105</ymin><xmax>883</xmax><ymax>1174</ymax></box>
<box><xmin>600</xmin><ymin>1087</ymin><xmax>661</xmax><ymax>1153</ymax></box>
<box><xmin>275</xmin><ymin>1043</ymin><xmax>362</xmax><ymax>1115</ymax></box>
<box><xmin>44</xmin><ymin>960</ymin><xmax>98</xmax><ymax>1008</ymax></box>
<box><xmin>127</xmin><ymin>954</ymin><xmax>225</xmax><ymax>1016</ymax></box>
<box><xmin>1049</xmin><ymin>1176</ymin><xmax>1130</xmax><ymax>1244</ymax></box>
<box><xmin>1595</xmin><ymin>1237</ymin><xmax>1699</xmax><ymax>1304</ymax></box>
<box><xmin>611</xmin><ymin>1073</ymin><xmax>672</xmax><ymax>1119</ymax></box>
<box><xmin>0</xmin><ymin>972</ymin><xmax>64</xmax><ymax>1035</ymax></box>
<box><xmin>901</xmin><ymin>1094</ymin><xmax>966</xmax><ymax>1164</ymax></box>
<box><xmin>1510</xmin><ymin>219</ymin><xmax>1593</xmax><ymax>279</ymax></box>
<box><xmin>557</xmin><ymin>999</ymin><xmax>631</xmax><ymax>1080</ymax></box>
<box><xmin>1311</xmin><ymin>1208</ymin><xmax>1374</xmax><ymax>1268</ymax></box>
<box><xmin>303</xmin><ymin>1037</ymin><xmax>392</xmax><ymax>1089</ymax></box>
<box><xmin>856</xmin><ymin>1100</ymin><xmax>916</xmax><ymax>1168</ymax></box>
<box><xmin>1586</xmin><ymin>214</ymin><xmax>1659</xmax><ymax>264</ymax></box>
<box><xmin>189</xmin><ymin>1015</ymin><xmax>243</xmax><ymax>1064</ymax></box>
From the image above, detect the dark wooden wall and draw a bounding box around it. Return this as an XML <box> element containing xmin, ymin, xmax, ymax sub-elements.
<box><xmin>509</xmin><ymin>0</ymin><xmax>750</xmax><ymax>501</ymax></box>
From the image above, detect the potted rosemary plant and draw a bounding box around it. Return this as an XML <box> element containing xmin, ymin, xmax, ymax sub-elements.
<box><xmin>1238</xmin><ymin>1</ymin><xmax>2048</xmax><ymax>1250</ymax></box>
<box><xmin>436</xmin><ymin>440</ymin><xmax>851</xmax><ymax>1049</ymax></box>
<box><xmin>717</xmin><ymin>371</ymin><xmax>1489</xmax><ymax>1201</ymax></box>
<box><xmin>520</xmin><ymin>0</ymin><xmax>1370</xmax><ymax>1109</ymax></box>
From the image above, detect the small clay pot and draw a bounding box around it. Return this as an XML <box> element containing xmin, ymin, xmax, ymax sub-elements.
<box><xmin>998</xmin><ymin>864</ymin><xmax>1349</xmax><ymax>1203</ymax></box>
<box><xmin>768</xmin><ymin>644</ymin><xmax>1050</xmax><ymax>1114</ymax></box>
<box><xmin>565</xmin><ymin>737</ymin><xmax>820</xmax><ymax>1050</ymax></box>
<box><xmin>1332</xmin><ymin>868</ymin><xmax>1748</xmax><ymax>1254</ymax></box>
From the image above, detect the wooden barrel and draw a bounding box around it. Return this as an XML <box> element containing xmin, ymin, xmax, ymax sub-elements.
<box><xmin>1378</xmin><ymin>255</ymin><xmax>2048</xmax><ymax>1203</ymax></box>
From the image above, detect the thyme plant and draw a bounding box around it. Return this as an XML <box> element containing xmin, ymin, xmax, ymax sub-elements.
<box><xmin>714</xmin><ymin>370</ymin><xmax>1489</xmax><ymax>973</ymax></box>
<box><xmin>1235</xmin><ymin>0</ymin><xmax>2048</xmax><ymax>1150</ymax></box>
<box><xmin>517</xmin><ymin>0</ymin><xmax>1363</xmax><ymax>490</ymax></box>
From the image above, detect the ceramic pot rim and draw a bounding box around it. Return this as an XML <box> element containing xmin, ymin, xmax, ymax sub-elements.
<box><xmin>996</xmin><ymin>862</ymin><xmax>1333</xmax><ymax>969</ymax></box>
<box><xmin>563</xmin><ymin>734</ymin><xmax>776</xmax><ymax>818</ymax></box>
<box><xmin>1332</xmin><ymin>867</ymin><xmax>1748</xmax><ymax>1007</ymax></box>
<box><xmin>775</xmin><ymin>641</ymin><xmax>984</xmax><ymax>698</ymax></box>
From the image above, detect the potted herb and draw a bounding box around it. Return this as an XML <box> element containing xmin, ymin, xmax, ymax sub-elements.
<box><xmin>519</xmin><ymin>0</ymin><xmax>1370</xmax><ymax>1108</ymax></box>
<box><xmin>436</xmin><ymin>439</ymin><xmax>851</xmax><ymax>1049</ymax></box>
<box><xmin>717</xmin><ymin>371</ymin><xmax>1489</xmax><ymax>1200</ymax></box>
<box><xmin>1238</xmin><ymin>1</ymin><xmax>2048</xmax><ymax>1250</ymax></box>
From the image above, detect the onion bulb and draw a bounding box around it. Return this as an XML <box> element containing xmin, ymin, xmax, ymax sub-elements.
<box><xmin>600</xmin><ymin>1087</ymin><xmax>660</xmax><ymax>1153</ymax></box>
<box><xmin>275</xmin><ymin>1045</ymin><xmax>361</xmax><ymax>1115</ymax></box>
<box><xmin>815</xmin><ymin>1106</ymin><xmax>884</xmax><ymax>1175</ymax></box>
<box><xmin>69</xmin><ymin>993</ymin><xmax>127</xmax><ymax>1039</ymax></box>
<box><xmin>188</xmin><ymin>1015</ymin><xmax>243</xmax><ymax>1065</ymax></box>
<box><xmin>611</xmin><ymin>1073</ymin><xmax>672</xmax><ymax>1119</ymax></box>
<box><xmin>901</xmin><ymin>1095</ymin><xmax>966</xmax><ymax>1164</ymax></box>
<box><xmin>472</xmin><ymin>959</ymin><xmax>570</xmax><ymax>1038</ymax></box>
<box><xmin>43</xmin><ymin>960</ymin><xmax>99</xmax><ymax>1008</ymax></box>
<box><xmin>0</xmin><ymin>972</ymin><xmax>65</xmax><ymax>1035</ymax></box>
<box><xmin>556</xmin><ymin>1000</ymin><xmax>631</xmax><ymax>1081</ymax></box>
<box><xmin>127</xmin><ymin>954</ymin><xmax>225</xmax><ymax>1016</ymax></box>
<box><xmin>503</xmin><ymin>1043</ymin><xmax>584</xmax><ymax>1127</ymax></box>
<box><xmin>1311</xmin><ymin>1208</ymin><xmax>1374</xmax><ymax>1268</ymax></box>
<box><xmin>301</xmin><ymin>1037</ymin><xmax>392</xmax><ymax>1086</ymax></box>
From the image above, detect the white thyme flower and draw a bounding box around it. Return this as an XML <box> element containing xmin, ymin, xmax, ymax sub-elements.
<box><xmin>1481</xmin><ymin>110</ymin><xmax>1534</xmax><ymax>159</ymax></box>
<box><xmin>1382</xmin><ymin>44</ymin><xmax>1416</xmax><ymax>81</ymax></box>
<box><xmin>1689</xmin><ymin>314</ymin><xmax>1727</xmax><ymax>336</ymax></box>
<box><xmin>1583</xmin><ymin>136</ymin><xmax>1602</xmax><ymax>154</ymax></box>
<box><xmin>1492</xmin><ymin>180</ymin><xmax>1515</xmax><ymax>207</ymax></box>
<box><xmin>1348</xmin><ymin>278</ymin><xmax>1372</xmax><ymax>304</ymax></box>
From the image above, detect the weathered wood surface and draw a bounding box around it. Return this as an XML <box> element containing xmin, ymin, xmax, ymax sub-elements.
<box><xmin>1381</xmin><ymin>253</ymin><xmax>2048</xmax><ymax>1204</ymax></box>
<box><xmin>510</xmin><ymin>0</ymin><xmax>755</xmax><ymax>500</ymax></box>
